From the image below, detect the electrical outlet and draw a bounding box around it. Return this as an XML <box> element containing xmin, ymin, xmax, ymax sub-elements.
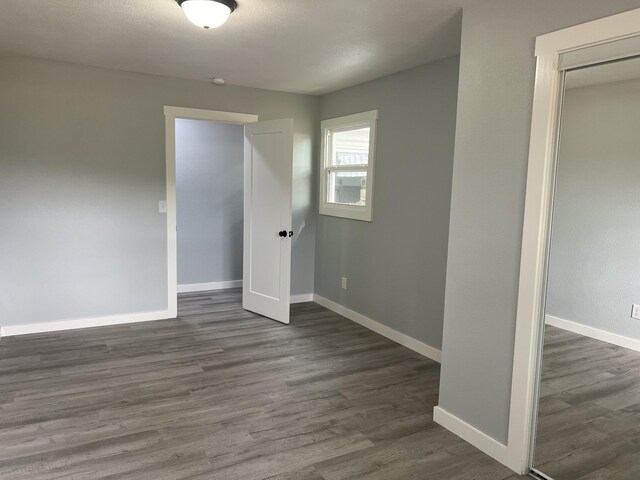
<box><xmin>632</xmin><ymin>304</ymin><xmax>640</xmax><ymax>320</ymax></box>
<box><xmin>159</xmin><ymin>200</ymin><xmax>167</xmax><ymax>213</ymax></box>
<box><xmin>341</xmin><ymin>277</ymin><xmax>347</xmax><ymax>290</ymax></box>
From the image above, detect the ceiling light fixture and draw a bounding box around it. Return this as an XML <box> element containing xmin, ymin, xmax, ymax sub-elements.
<box><xmin>176</xmin><ymin>0</ymin><xmax>238</xmax><ymax>29</ymax></box>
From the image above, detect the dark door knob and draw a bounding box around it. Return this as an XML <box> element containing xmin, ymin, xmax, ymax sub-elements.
<box><xmin>278</xmin><ymin>230</ymin><xmax>287</xmax><ymax>237</ymax></box>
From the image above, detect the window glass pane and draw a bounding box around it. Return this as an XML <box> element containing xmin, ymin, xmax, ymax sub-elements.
<box><xmin>332</xmin><ymin>127</ymin><xmax>370</xmax><ymax>166</ymax></box>
<box><xmin>328</xmin><ymin>170</ymin><xmax>367</xmax><ymax>206</ymax></box>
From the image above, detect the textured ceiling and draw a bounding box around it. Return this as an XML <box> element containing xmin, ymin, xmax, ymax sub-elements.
<box><xmin>0</xmin><ymin>0</ymin><xmax>469</xmax><ymax>95</ymax></box>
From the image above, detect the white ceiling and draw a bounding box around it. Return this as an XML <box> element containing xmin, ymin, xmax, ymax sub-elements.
<box><xmin>0</xmin><ymin>0</ymin><xmax>470</xmax><ymax>95</ymax></box>
<box><xmin>566</xmin><ymin>57</ymin><xmax>640</xmax><ymax>89</ymax></box>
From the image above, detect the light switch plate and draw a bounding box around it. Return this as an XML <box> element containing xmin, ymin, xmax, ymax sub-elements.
<box><xmin>159</xmin><ymin>200</ymin><xmax>167</xmax><ymax>213</ymax></box>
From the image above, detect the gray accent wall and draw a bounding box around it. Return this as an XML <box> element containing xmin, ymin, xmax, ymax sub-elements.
<box><xmin>438</xmin><ymin>0</ymin><xmax>640</xmax><ymax>445</ymax></box>
<box><xmin>314</xmin><ymin>57</ymin><xmax>460</xmax><ymax>351</ymax></box>
<box><xmin>0</xmin><ymin>55</ymin><xmax>318</xmax><ymax>327</ymax></box>
<box><xmin>546</xmin><ymin>79</ymin><xmax>640</xmax><ymax>341</ymax></box>
<box><xmin>176</xmin><ymin>119</ymin><xmax>244</xmax><ymax>286</ymax></box>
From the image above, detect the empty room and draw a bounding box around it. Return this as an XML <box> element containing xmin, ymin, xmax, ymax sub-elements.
<box><xmin>2</xmin><ymin>1</ymin><xmax>640</xmax><ymax>479</ymax></box>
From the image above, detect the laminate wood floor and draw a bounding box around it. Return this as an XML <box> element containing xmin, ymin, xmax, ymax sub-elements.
<box><xmin>533</xmin><ymin>325</ymin><xmax>640</xmax><ymax>479</ymax></box>
<box><xmin>0</xmin><ymin>289</ymin><xmax>527</xmax><ymax>480</ymax></box>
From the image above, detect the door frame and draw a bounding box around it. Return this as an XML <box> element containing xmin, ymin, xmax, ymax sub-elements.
<box><xmin>164</xmin><ymin>106</ymin><xmax>259</xmax><ymax>316</ymax></box>
<box><xmin>507</xmin><ymin>8</ymin><xmax>640</xmax><ymax>475</ymax></box>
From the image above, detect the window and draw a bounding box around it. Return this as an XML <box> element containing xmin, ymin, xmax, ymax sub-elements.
<box><xmin>319</xmin><ymin>110</ymin><xmax>377</xmax><ymax>221</ymax></box>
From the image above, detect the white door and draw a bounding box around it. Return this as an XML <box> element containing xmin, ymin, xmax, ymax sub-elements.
<box><xmin>243</xmin><ymin>118</ymin><xmax>294</xmax><ymax>324</ymax></box>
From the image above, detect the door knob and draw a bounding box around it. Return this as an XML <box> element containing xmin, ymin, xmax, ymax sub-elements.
<box><xmin>278</xmin><ymin>230</ymin><xmax>287</xmax><ymax>237</ymax></box>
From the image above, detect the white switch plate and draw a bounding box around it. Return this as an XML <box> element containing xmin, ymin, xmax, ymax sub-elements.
<box><xmin>159</xmin><ymin>200</ymin><xmax>167</xmax><ymax>213</ymax></box>
<box><xmin>341</xmin><ymin>277</ymin><xmax>347</xmax><ymax>290</ymax></box>
<box><xmin>632</xmin><ymin>304</ymin><xmax>640</xmax><ymax>320</ymax></box>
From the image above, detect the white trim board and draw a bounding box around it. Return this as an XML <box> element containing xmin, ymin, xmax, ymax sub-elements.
<box><xmin>433</xmin><ymin>407</ymin><xmax>518</xmax><ymax>472</ymax></box>
<box><xmin>546</xmin><ymin>315</ymin><xmax>640</xmax><ymax>353</ymax></box>
<box><xmin>1</xmin><ymin>310</ymin><xmax>173</xmax><ymax>337</ymax></box>
<box><xmin>163</xmin><ymin>106</ymin><xmax>258</xmax><ymax>124</ymax></box>
<box><xmin>535</xmin><ymin>8</ymin><xmax>640</xmax><ymax>55</ymax></box>
<box><xmin>177</xmin><ymin>284</ymin><xmax>312</xmax><ymax>304</ymax></box>
<box><xmin>290</xmin><ymin>294</ymin><xmax>314</xmax><ymax>304</ymax></box>
<box><xmin>177</xmin><ymin>280</ymin><xmax>242</xmax><ymax>293</ymax></box>
<box><xmin>0</xmin><ymin>293</ymin><xmax>318</xmax><ymax>337</ymax></box>
<box><xmin>312</xmin><ymin>294</ymin><xmax>441</xmax><ymax>363</ymax></box>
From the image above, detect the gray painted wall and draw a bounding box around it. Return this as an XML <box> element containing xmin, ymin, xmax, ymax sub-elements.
<box><xmin>315</xmin><ymin>57</ymin><xmax>460</xmax><ymax>351</ymax></box>
<box><xmin>0</xmin><ymin>55</ymin><xmax>318</xmax><ymax>326</ymax></box>
<box><xmin>176</xmin><ymin>119</ymin><xmax>244</xmax><ymax>286</ymax></box>
<box><xmin>546</xmin><ymin>79</ymin><xmax>640</xmax><ymax>341</ymax></box>
<box><xmin>438</xmin><ymin>0</ymin><xmax>640</xmax><ymax>444</ymax></box>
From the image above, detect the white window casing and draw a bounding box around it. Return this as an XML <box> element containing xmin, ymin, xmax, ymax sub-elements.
<box><xmin>319</xmin><ymin>110</ymin><xmax>378</xmax><ymax>221</ymax></box>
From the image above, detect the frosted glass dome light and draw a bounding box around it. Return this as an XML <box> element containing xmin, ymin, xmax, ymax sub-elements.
<box><xmin>177</xmin><ymin>0</ymin><xmax>238</xmax><ymax>29</ymax></box>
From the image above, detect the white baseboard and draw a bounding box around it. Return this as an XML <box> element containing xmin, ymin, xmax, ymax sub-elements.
<box><xmin>1</xmin><ymin>292</ymin><xmax>320</xmax><ymax>337</ymax></box>
<box><xmin>546</xmin><ymin>314</ymin><xmax>640</xmax><ymax>352</ymax></box>
<box><xmin>1</xmin><ymin>310</ymin><xmax>174</xmax><ymax>337</ymax></box>
<box><xmin>290</xmin><ymin>294</ymin><xmax>314</xmax><ymax>304</ymax></box>
<box><xmin>177</xmin><ymin>280</ymin><xmax>242</xmax><ymax>293</ymax></box>
<box><xmin>312</xmin><ymin>294</ymin><xmax>441</xmax><ymax>363</ymax></box>
<box><xmin>433</xmin><ymin>407</ymin><xmax>518</xmax><ymax>471</ymax></box>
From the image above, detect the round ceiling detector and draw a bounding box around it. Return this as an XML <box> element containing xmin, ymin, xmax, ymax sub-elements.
<box><xmin>176</xmin><ymin>0</ymin><xmax>238</xmax><ymax>29</ymax></box>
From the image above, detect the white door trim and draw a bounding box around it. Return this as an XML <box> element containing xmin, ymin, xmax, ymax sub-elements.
<box><xmin>508</xmin><ymin>8</ymin><xmax>640</xmax><ymax>475</ymax></box>
<box><xmin>164</xmin><ymin>106</ymin><xmax>259</xmax><ymax>317</ymax></box>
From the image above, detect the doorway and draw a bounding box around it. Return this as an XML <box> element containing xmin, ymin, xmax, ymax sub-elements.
<box><xmin>508</xmin><ymin>8</ymin><xmax>640</xmax><ymax>477</ymax></box>
<box><xmin>175</xmin><ymin>118</ymin><xmax>244</xmax><ymax>295</ymax></box>
<box><xmin>529</xmin><ymin>57</ymin><xmax>640</xmax><ymax>480</ymax></box>
<box><xmin>164</xmin><ymin>107</ymin><xmax>294</xmax><ymax>324</ymax></box>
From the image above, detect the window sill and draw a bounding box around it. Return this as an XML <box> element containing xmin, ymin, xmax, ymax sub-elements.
<box><xmin>319</xmin><ymin>204</ymin><xmax>372</xmax><ymax>222</ymax></box>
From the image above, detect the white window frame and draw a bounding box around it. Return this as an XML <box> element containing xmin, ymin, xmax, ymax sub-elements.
<box><xmin>319</xmin><ymin>110</ymin><xmax>377</xmax><ymax>221</ymax></box>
